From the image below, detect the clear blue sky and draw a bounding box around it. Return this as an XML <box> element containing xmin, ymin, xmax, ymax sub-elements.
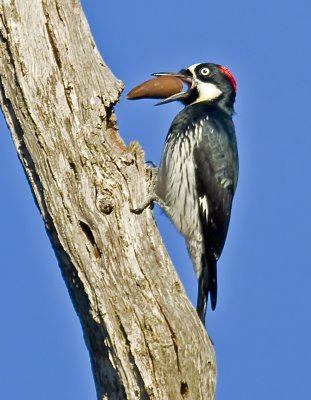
<box><xmin>1</xmin><ymin>1</ymin><xmax>311</xmax><ymax>399</ymax></box>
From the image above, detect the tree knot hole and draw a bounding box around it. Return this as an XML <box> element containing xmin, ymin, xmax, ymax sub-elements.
<box><xmin>79</xmin><ymin>220</ymin><xmax>101</xmax><ymax>259</ymax></box>
<box><xmin>96</xmin><ymin>192</ymin><xmax>115</xmax><ymax>215</ymax></box>
<box><xmin>68</xmin><ymin>160</ymin><xmax>78</xmax><ymax>177</ymax></box>
<box><xmin>180</xmin><ymin>381</ymin><xmax>189</xmax><ymax>398</ymax></box>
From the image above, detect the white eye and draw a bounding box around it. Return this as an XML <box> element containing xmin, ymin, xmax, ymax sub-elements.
<box><xmin>200</xmin><ymin>67</ymin><xmax>210</xmax><ymax>76</ymax></box>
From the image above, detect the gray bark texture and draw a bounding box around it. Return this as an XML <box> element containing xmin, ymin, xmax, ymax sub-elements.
<box><xmin>0</xmin><ymin>1</ymin><xmax>216</xmax><ymax>399</ymax></box>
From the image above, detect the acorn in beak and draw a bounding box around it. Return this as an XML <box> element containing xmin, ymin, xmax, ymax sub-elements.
<box><xmin>151</xmin><ymin>70</ymin><xmax>194</xmax><ymax>105</ymax></box>
<box><xmin>127</xmin><ymin>70</ymin><xmax>194</xmax><ymax>105</ymax></box>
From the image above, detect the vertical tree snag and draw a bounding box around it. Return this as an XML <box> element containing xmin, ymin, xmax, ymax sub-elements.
<box><xmin>0</xmin><ymin>1</ymin><xmax>216</xmax><ymax>399</ymax></box>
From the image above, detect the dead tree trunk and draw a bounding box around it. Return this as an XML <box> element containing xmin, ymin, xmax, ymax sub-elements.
<box><xmin>0</xmin><ymin>1</ymin><xmax>216</xmax><ymax>399</ymax></box>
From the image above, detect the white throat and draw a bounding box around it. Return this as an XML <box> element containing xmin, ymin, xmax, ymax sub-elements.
<box><xmin>195</xmin><ymin>82</ymin><xmax>222</xmax><ymax>103</ymax></box>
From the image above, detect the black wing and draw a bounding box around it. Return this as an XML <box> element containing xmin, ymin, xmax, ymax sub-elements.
<box><xmin>193</xmin><ymin>111</ymin><xmax>238</xmax><ymax>316</ymax></box>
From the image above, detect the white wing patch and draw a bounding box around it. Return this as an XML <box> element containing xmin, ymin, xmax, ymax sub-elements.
<box><xmin>220</xmin><ymin>177</ymin><xmax>231</xmax><ymax>189</ymax></box>
<box><xmin>199</xmin><ymin>195</ymin><xmax>209</xmax><ymax>220</ymax></box>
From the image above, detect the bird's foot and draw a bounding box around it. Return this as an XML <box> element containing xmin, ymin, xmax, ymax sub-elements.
<box><xmin>131</xmin><ymin>162</ymin><xmax>162</xmax><ymax>214</ymax></box>
<box><xmin>131</xmin><ymin>193</ymin><xmax>169</xmax><ymax>214</ymax></box>
<box><xmin>131</xmin><ymin>195</ymin><xmax>157</xmax><ymax>214</ymax></box>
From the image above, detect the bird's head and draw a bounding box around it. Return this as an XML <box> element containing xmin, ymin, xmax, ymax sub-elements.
<box><xmin>154</xmin><ymin>63</ymin><xmax>236</xmax><ymax>112</ymax></box>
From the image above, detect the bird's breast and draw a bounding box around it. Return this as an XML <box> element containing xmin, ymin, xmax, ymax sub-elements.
<box><xmin>157</xmin><ymin>122</ymin><xmax>203</xmax><ymax>236</ymax></box>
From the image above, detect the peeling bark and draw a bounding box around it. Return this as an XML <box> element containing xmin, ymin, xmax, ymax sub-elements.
<box><xmin>0</xmin><ymin>1</ymin><xmax>216</xmax><ymax>399</ymax></box>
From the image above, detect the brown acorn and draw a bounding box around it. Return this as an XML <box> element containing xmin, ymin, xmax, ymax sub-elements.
<box><xmin>127</xmin><ymin>75</ymin><xmax>183</xmax><ymax>100</ymax></box>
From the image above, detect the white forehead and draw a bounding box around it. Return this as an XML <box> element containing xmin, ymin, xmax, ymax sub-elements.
<box><xmin>187</xmin><ymin>63</ymin><xmax>201</xmax><ymax>75</ymax></box>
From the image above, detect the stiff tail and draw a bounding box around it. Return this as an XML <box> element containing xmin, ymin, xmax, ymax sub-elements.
<box><xmin>197</xmin><ymin>254</ymin><xmax>217</xmax><ymax>323</ymax></box>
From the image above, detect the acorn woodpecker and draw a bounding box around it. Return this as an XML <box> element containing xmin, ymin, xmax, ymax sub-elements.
<box><xmin>133</xmin><ymin>63</ymin><xmax>238</xmax><ymax>323</ymax></box>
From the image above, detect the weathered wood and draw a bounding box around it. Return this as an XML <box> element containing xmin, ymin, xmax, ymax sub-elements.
<box><xmin>0</xmin><ymin>1</ymin><xmax>216</xmax><ymax>399</ymax></box>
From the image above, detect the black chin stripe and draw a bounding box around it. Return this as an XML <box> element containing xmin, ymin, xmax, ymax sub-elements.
<box><xmin>183</xmin><ymin>87</ymin><xmax>199</xmax><ymax>105</ymax></box>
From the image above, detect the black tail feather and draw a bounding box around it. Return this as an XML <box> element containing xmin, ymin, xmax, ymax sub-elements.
<box><xmin>197</xmin><ymin>254</ymin><xmax>217</xmax><ymax>323</ymax></box>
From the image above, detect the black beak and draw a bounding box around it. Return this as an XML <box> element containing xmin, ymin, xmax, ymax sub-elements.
<box><xmin>152</xmin><ymin>70</ymin><xmax>194</xmax><ymax>105</ymax></box>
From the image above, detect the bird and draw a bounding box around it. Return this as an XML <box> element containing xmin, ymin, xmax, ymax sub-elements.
<box><xmin>132</xmin><ymin>62</ymin><xmax>238</xmax><ymax>323</ymax></box>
